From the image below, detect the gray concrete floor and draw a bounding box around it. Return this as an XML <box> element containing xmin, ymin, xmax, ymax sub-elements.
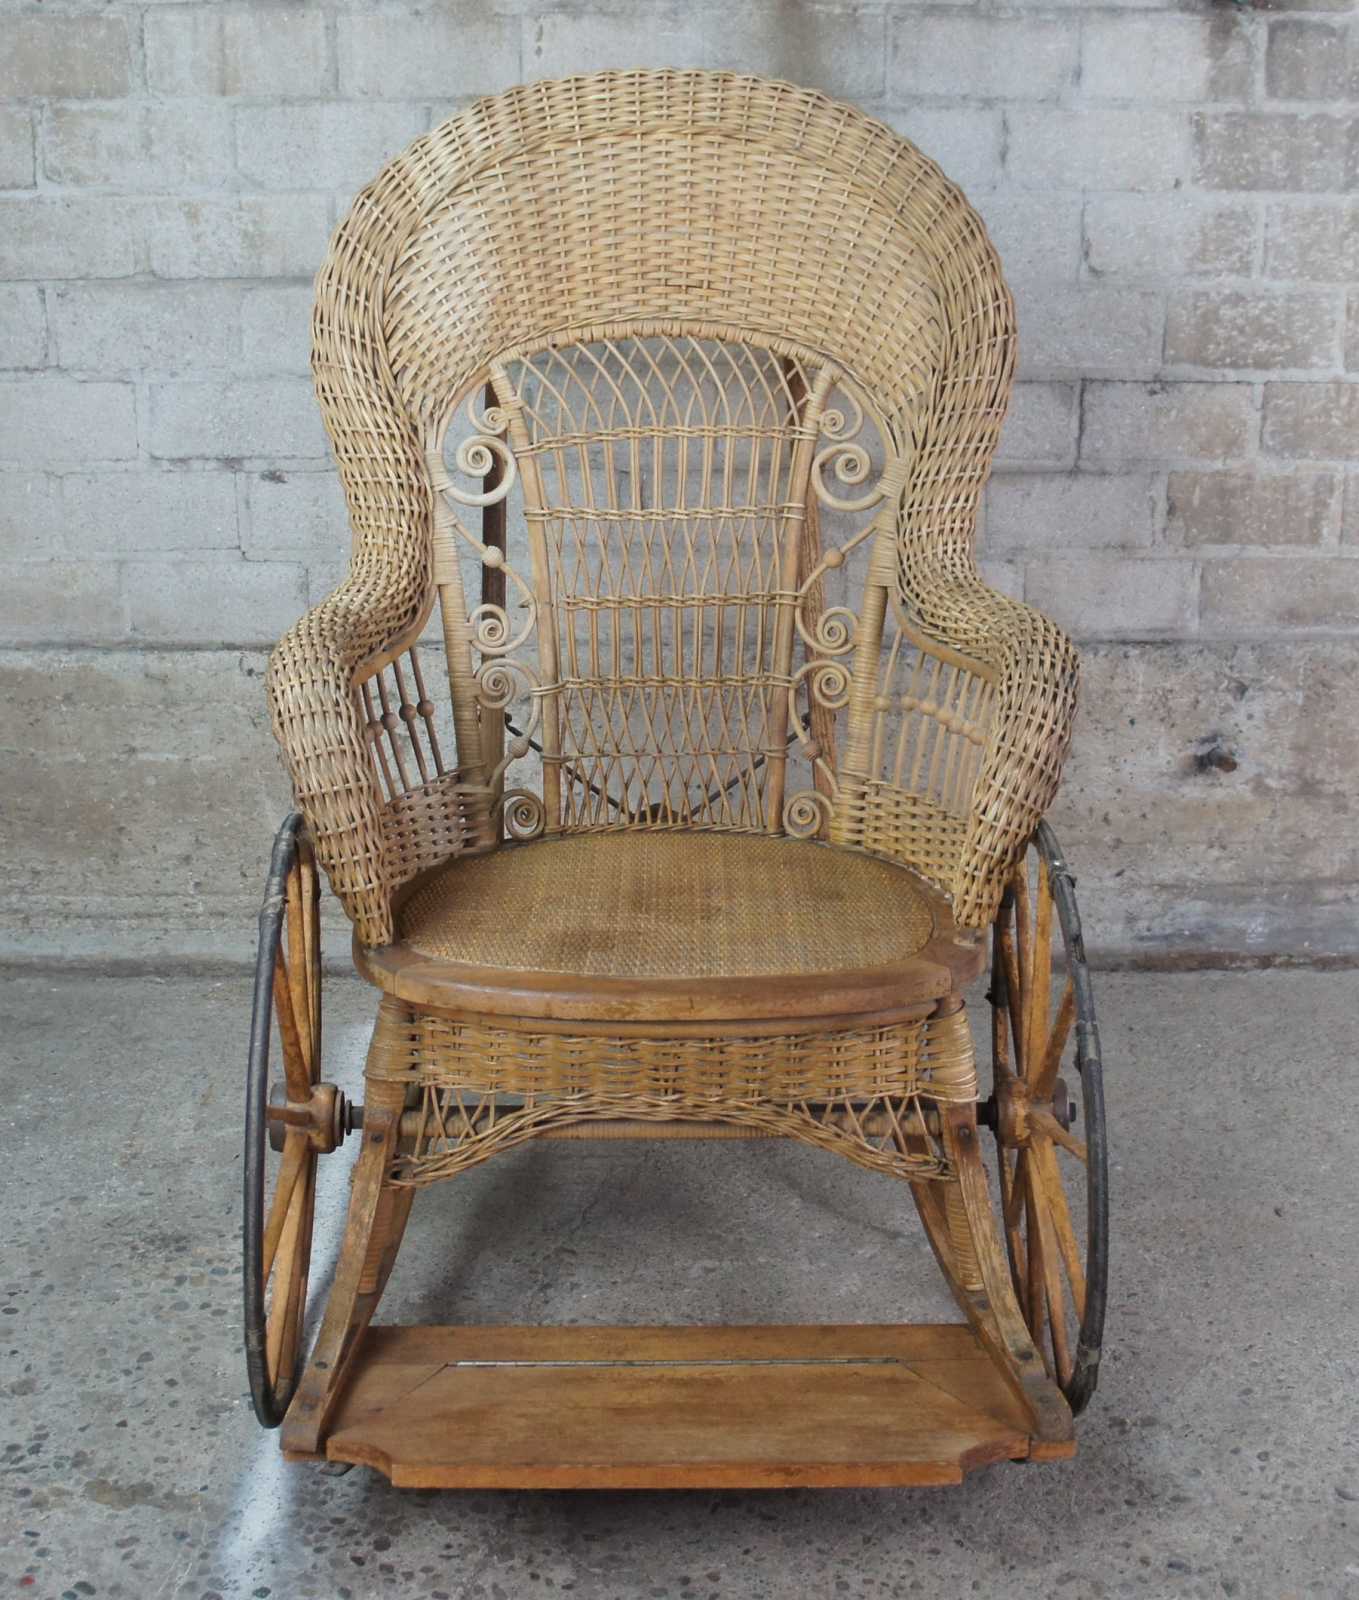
<box><xmin>1</xmin><ymin>969</ymin><xmax>1355</xmax><ymax>1600</ymax></box>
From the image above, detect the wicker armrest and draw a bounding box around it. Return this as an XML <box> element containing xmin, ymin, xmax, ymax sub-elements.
<box><xmin>267</xmin><ymin>564</ymin><xmax>428</xmax><ymax>947</ymax></box>
<box><xmin>898</xmin><ymin>562</ymin><xmax>1080</xmax><ymax>928</ymax></box>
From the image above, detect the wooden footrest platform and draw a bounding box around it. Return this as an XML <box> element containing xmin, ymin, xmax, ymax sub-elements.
<box><xmin>297</xmin><ymin>1324</ymin><xmax>1076</xmax><ymax>1488</ymax></box>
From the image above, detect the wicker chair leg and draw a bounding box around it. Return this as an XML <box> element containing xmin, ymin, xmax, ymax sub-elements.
<box><xmin>280</xmin><ymin>1079</ymin><xmax>410</xmax><ymax>1458</ymax></box>
<box><xmin>914</xmin><ymin>1107</ymin><xmax>1074</xmax><ymax>1449</ymax></box>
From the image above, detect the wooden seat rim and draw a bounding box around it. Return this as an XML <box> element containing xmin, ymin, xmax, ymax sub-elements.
<box><xmin>354</xmin><ymin>836</ymin><xmax>982</xmax><ymax>1021</ymax></box>
<box><xmin>355</xmin><ymin>934</ymin><xmax>982</xmax><ymax>1022</ymax></box>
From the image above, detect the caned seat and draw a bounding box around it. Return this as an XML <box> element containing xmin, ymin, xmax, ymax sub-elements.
<box><xmin>356</xmin><ymin>831</ymin><xmax>984</xmax><ymax>1022</ymax></box>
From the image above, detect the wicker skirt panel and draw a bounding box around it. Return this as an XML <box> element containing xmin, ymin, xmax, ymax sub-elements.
<box><xmin>367</xmin><ymin>998</ymin><xmax>978</xmax><ymax>1188</ymax></box>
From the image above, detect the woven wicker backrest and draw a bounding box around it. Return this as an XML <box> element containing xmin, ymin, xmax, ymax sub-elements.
<box><xmin>275</xmin><ymin>71</ymin><xmax>1076</xmax><ymax>945</ymax></box>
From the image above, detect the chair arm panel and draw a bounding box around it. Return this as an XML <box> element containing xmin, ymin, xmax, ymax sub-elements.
<box><xmin>266</xmin><ymin>564</ymin><xmax>430</xmax><ymax>947</ymax></box>
<box><xmin>897</xmin><ymin>562</ymin><xmax>1079</xmax><ymax>928</ymax></box>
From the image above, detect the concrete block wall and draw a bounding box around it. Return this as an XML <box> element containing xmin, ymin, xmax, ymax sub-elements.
<box><xmin>3</xmin><ymin>0</ymin><xmax>1357</xmax><ymax>965</ymax></box>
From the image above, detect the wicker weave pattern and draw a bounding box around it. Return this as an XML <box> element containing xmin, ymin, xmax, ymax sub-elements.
<box><xmin>397</xmin><ymin>832</ymin><xmax>935</xmax><ymax>978</ymax></box>
<box><xmin>267</xmin><ymin>70</ymin><xmax>1078</xmax><ymax>945</ymax></box>
<box><xmin>364</xmin><ymin>996</ymin><xmax>978</xmax><ymax>1187</ymax></box>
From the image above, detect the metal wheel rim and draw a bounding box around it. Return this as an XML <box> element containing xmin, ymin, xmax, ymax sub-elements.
<box><xmin>987</xmin><ymin>821</ymin><xmax>1108</xmax><ymax>1414</ymax></box>
<box><xmin>243</xmin><ymin>812</ymin><xmax>316</xmax><ymax>1428</ymax></box>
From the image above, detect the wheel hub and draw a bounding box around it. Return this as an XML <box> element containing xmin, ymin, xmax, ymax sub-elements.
<box><xmin>267</xmin><ymin>1079</ymin><xmax>361</xmax><ymax>1154</ymax></box>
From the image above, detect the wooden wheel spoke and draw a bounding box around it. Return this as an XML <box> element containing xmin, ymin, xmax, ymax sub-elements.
<box><xmin>998</xmin><ymin>1149</ymin><xmax>1028</xmax><ymax>1315</ymax></box>
<box><xmin>273</xmin><ymin>945</ymin><xmax>313</xmax><ymax>1102</ymax></box>
<box><xmin>262</xmin><ymin>1134</ymin><xmax>308</xmax><ymax>1281</ymax></box>
<box><xmin>1027</xmin><ymin>1158</ymin><xmax>1073</xmax><ymax>1386</ymax></box>
<box><xmin>265</xmin><ymin>1169</ymin><xmax>308</xmax><ymax>1384</ymax></box>
<box><xmin>299</xmin><ymin>844</ymin><xmax>321</xmax><ymax>1050</ymax></box>
<box><xmin>997</xmin><ymin>918</ymin><xmax>1026</xmax><ymax>1075</ymax></box>
<box><xmin>1023</xmin><ymin>1164</ymin><xmax>1049</xmax><ymax>1374</ymax></box>
<box><xmin>1011</xmin><ymin>863</ymin><xmax>1032</xmax><ymax>983</ymax></box>
<box><xmin>1002</xmin><ymin>1147</ymin><xmax>1027</xmax><ymax>1231</ymax></box>
<box><xmin>1033</xmin><ymin>1139</ymin><xmax>1087</xmax><ymax>1321</ymax></box>
<box><xmin>274</xmin><ymin>1163</ymin><xmax>316</xmax><ymax>1394</ymax></box>
<box><xmin>1030</xmin><ymin>1107</ymin><xmax>1087</xmax><ymax>1164</ymax></box>
<box><xmin>1030</xmin><ymin>977</ymin><xmax>1074</xmax><ymax>1101</ymax></box>
<box><xmin>1024</xmin><ymin>857</ymin><xmax>1053</xmax><ymax>1079</ymax></box>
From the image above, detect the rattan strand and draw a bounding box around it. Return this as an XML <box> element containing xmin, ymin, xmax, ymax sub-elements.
<box><xmin>397</xmin><ymin>832</ymin><xmax>934</xmax><ymax>979</ymax></box>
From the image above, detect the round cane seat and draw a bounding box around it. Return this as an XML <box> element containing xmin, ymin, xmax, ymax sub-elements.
<box><xmin>356</xmin><ymin>832</ymin><xmax>983</xmax><ymax>1024</ymax></box>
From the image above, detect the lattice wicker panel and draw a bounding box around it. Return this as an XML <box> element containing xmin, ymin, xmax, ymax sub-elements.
<box><xmin>359</xmin><ymin>646</ymin><xmax>497</xmax><ymax>886</ymax></box>
<box><xmin>502</xmin><ymin>336</ymin><xmax>826</xmax><ymax>831</ymax></box>
<box><xmin>826</xmin><ymin>631</ymin><xmax>997</xmax><ymax>890</ymax></box>
<box><xmin>367</xmin><ymin>1000</ymin><xmax>978</xmax><ymax>1188</ymax></box>
<box><xmin>428</xmin><ymin>333</ymin><xmax>899</xmax><ymax>845</ymax></box>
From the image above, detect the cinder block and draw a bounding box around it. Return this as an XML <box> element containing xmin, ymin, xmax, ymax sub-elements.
<box><xmin>0</xmin><ymin>473</ymin><xmax>64</xmax><ymax>560</ymax></box>
<box><xmin>1265</xmin><ymin>202</ymin><xmax>1359</xmax><ymax>283</ymax></box>
<box><xmin>885</xmin><ymin>107</ymin><xmax>1002</xmax><ymax>193</ymax></box>
<box><xmin>0</xmin><ymin>378</ymin><xmax>137</xmax><ymax>467</ymax></box>
<box><xmin>1013</xmin><ymin>286</ymin><xmax>1162</xmax><ymax>379</ymax></box>
<box><xmin>0</xmin><ymin>198</ymin><xmax>142</xmax><ymax>280</ymax></box>
<box><xmin>0</xmin><ymin>649</ymin><xmax>290</xmax><ymax>947</ymax></box>
<box><xmin>0</xmin><ymin>562</ymin><xmax>125</xmax><ymax>645</ymax></box>
<box><xmin>64</xmin><ymin>470</ymin><xmax>240</xmax><ymax>556</ymax></box>
<box><xmin>1344</xmin><ymin>474</ymin><xmax>1359</xmax><ymax>543</ymax></box>
<box><xmin>995</xmin><ymin>382</ymin><xmax>1079</xmax><ymax>469</ymax></box>
<box><xmin>145</xmin><ymin>196</ymin><xmax>330</xmax><ymax>279</ymax></box>
<box><xmin>1194</xmin><ymin>113</ymin><xmax>1354</xmax><ymax>192</ymax></box>
<box><xmin>1262</xmin><ymin>383</ymin><xmax>1359</xmax><ymax>461</ymax></box>
<box><xmin>50</xmin><ymin>284</ymin><xmax>238</xmax><ymax>374</ymax></box>
<box><xmin>985</xmin><ymin>473</ymin><xmax>1157</xmax><ymax>550</ymax></box>
<box><xmin>888</xmin><ymin>17</ymin><xmax>1074</xmax><ymax>101</ymax></box>
<box><xmin>1166</xmin><ymin>289</ymin><xmax>1341</xmax><ymax>372</ymax></box>
<box><xmin>975</xmin><ymin>194</ymin><xmax>1081</xmax><ymax>283</ymax></box>
<box><xmin>1166</xmin><ymin>471</ymin><xmax>1337</xmax><ymax>547</ymax></box>
<box><xmin>339</xmin><ymin>8</ymin><xmax>519</xmax><ymax>97</ymax></box>
<box><xmin>124</xmin><ymin>555</ymin><xmax>307</xmax><ymax>644</ymax></box>
<box><xmin>1082</xmin><ymin>15</ymin><xmax>1252</xmax><ymax>103</ymax></box>
<box><xmin>240</xmin><ymin>284</ymin><xmax>314</xmax><ymax>376</ymax></box>
<box><xmin>528</xmin><ymin>8</ymin><xmax>885</xmax><ymax>100</ymax></box>
<box><xmin>242</xmin><ymin>470</ymin><xmax>347</xmax><ymax>559</ymax></box>
<box><xmin>148</xmin><ymin>379</ymin><xmax>326</xmax><ymax>462</ymax></box>
<box><xmin>43</xmin><ymin>101</ymin><xmax>234</xmax><ymax>191</ymax></box>
<box><xmin>1082</xmin><ymin>382</ymin><xmax>1255</xmax><ymax>467</ymax></box>
<box><xmin>1201</xmin><ymin>557</ymin><xmax>1359</xmax><ymax>630</ymax></box>
<box><xmin>1065</xmin><ymin>639</ymin><xmax>1359</xmax><ymax>958</ymax></box>
<box><xmin>1084</xmin><ymin>195</ymin><xmax>1256</xmax><ymax>280</ymax></box>
<box><xmin>1266</xmin><ymin>20</ymin><xmax>1358</xmax><ymax>100</ymax></box>
<box><xmin>0</xmin><ymin>16</ymin><xmax>131</xmax><ymax>99</ymax></box>
<box><xmin>236</xmin><ymin>103</ymin><xmax>430</xmax><ymax>192</ymax></box>
<box><xmin>146</xmin><ymin>8</ymin><xmax>329</xmax><ymax>97</ymax></box>
<box><xmin>1025</xmin><ymin>554</ymin><xmax>1199</xmax><ymax>638</ymax></box>
<box><xmin>1006</xmin><ymin>108</ymin><xmax>1190</xmax><ymax>191</ymax></box>
<box><xmin>0</xmin><ymin>106</ymin><xmax>35</xmax><ymax>189</ymax></box>
<box><xmin>0</xmin><ymin>285</ymin><xmax>47</xmax><ymax>370</ymax></box>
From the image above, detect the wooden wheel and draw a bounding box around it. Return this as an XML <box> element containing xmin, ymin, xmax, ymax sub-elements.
<box><xmin>984</xmin><ymin>822</ymin><xmax>1108</xmax><ymax>1414</ymax></box>
<box><xmin>244</xmin><ymin>814</ymin><xmax>325</xmax><ymax>1428</ymax></box>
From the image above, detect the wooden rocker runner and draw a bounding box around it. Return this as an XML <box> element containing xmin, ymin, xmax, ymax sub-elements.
<box><xmin>243</xmin><ymin>70</ymin><xmax>1109</xmax><ymax>1489</ymax></box>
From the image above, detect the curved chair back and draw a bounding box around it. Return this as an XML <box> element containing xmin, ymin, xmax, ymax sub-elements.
<box><xmin>270</xmin><ymin>72</ymin><xmax>1067</xmax><ymax>947</ymax></box>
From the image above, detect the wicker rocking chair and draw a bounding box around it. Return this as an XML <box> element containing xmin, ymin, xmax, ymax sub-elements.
<box><xmin>244</xmin><ymin>69</ymin><xmax>1108</xmax><ymax>1489</ymax></box>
